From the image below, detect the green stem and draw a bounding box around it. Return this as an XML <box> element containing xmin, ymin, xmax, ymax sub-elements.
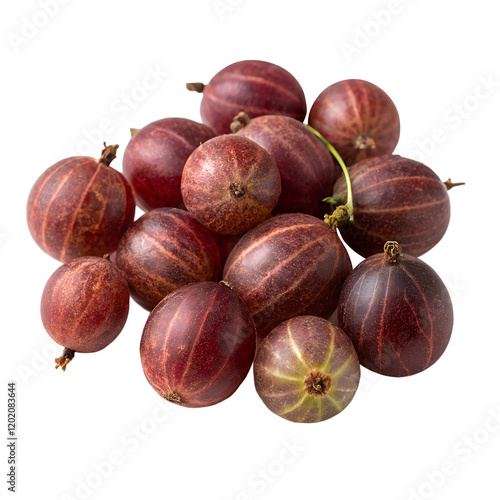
<box><xmin>307</xmin><ymin>126</ymin><xmax>354</xmax><ymax>224</ymax></box>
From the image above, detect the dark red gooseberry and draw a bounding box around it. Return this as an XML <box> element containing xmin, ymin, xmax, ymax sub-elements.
<box><xmin>333</xmin><ymin>154</ymin><xmax>452</xmax><ymax>257</ymax></box>
<box><xmin>231</xmin><ymin>112</ymin><xmax>338</xmax><ymax>218</ymax></box>
<box><xmin>115</xmin><ymin>207</ymin><xmax>221</xmax><ymax>310</ymax></box>
<box><xmin>223</xmin><ymin>213</ymin><xmax>352</xmax><ymax>339</ymax></box>
<box><xmin>41</xmin><ymin>256</ymin><xmax>130</xmax><ymax>371</ymax></box>
<box><xmin>337</xmin><ymin>241</ymin><xmax>453</xmax><ymax>377</ymax></box>
<box><xmin>181</xmin><ymin>135</ymin><xmax>281</xmax><ymax>235</ymax></box>
<box><xmin>309</xmin><ymin>79</ymin><xmax>400</xmax><ymax>166</ymax></box>
<box><xmin>122</xmin><ymin>118</ymin><xmax>215</xmax><ymax>212</ymax></box>
<box><xmin>254</xmin><ymin>315</ymin><xmax>360</xmax><ymax>423</ymax></box>
<box><xmin>26</xmin><ymin>144</ymin><xmax>135</xmax><ymax>263</ymax></box>
<box><xmin>140</xmin><ymin>281</ymin><xmax>256</xmax><ymax>408</ymax></box>
<box><xmin>186</xmin><ymin>60</ymin><xmax>307</xmax><ymax>135</ymax></box>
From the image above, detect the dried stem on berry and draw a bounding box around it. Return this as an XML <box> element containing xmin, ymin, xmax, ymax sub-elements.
<box><xmin>163</xmin><ymin>391</ymin><xmax>183</xmax><ymax>404</ymax></box>
<box><xmin>230</xmin><ymin>111</ymin><xmax>252</xmax><ymax>133</ymax></box>
<box><xmin>99</xmin><ymin>143</ymin><xmax>119</xmax><ymax>166</ymax></box>
<box><xmin>55</xmin><ymin>348</ymin><xmax>75</xmax><ymax>371</ymax></box>
<box><xmin>384</xmin><ymin>241</ymin><xmax>402</xmax><ymax>264</ymax></box>
<box><xmin>186</xmin><ymin>82</ymin><xmax>205</xmax><ymax>93</ymax></box>
<box><xmin>444</xmin><ymin>179</ymin><xmax>465</xmax><ymax>191</ymax></box>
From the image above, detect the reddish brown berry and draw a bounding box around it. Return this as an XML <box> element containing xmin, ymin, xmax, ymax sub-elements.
<box><xmin>140</xmin><ymin>281</ymin><xmax>256</xmax><ymax>408</ymax></box>
<box><xmin>333</xmin><ymin>155</ymin><xmax>451</xmax><ymax>257</ymax></box>
<box><xmin>337</xmin><ymin>242</ymin><xmax>454</xmax><ymax>377</ymax></box>
<box><xmin>41</xmin><ymin>256</ymin><xmax>130</xmax><ymax>371</ymax></box>
<box><xmin>309</xmin><ymin>79</ymin><xmax>400</xmax><ymax>166</ymax></box>
<box><xmin>254</xmin><ymin>315</ymin><xmax>360</xmax><ymax>423</ymax></box>
<box><xmin>223</xmin><ymin>213</ymin><xmax>352</xmax><ymax>339</ymax></box>
<box><xmin>122</xmin><ymin>118</ymin><xmax>215</xmax><ymax>211</ymax></box>
<box><xmin>115</xmin><ymin>208</ymin><xmax>221</xmax><ymax>310</ymax></box>
<box><xmin>187</xmin><ymin>60</ymin><xmax>307</xmax><ymax>135</ymax></box>
<box><xmin>27</xmin><ymin>144</ymin><xmax>135</xmax><ymax>263</ymax></box>
<box><xmin>181</xmin><ymin>135</ymin><xmax>281</xmax><ymax>235</ymax></box>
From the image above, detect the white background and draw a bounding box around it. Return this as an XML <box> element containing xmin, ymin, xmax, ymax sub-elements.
<box><xmin>2</xmin><ymin>1</ymin><xmax>499</xmax><ymax>499</ymax></box>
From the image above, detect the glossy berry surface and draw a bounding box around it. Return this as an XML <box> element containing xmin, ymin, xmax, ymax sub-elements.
<box><xmin>333</xmin><ymin>154</ymin><xmax>451</xmax><ymax>257</ymax></box>
<box><xmin>115</xmin><ymin>207</ymin><xmax>221</xmax><ymax>310</ymax></box>
<box><xmin>187</xmin><ymin>60</ymin><xmax>307</xmax><ymax>135</ymax></box>
<box><xmin>181</xmin><ymin>134</ymin><xmax>281</xmax><ymax>235</ymax></box>
<box><xmin>223</xmin><ymin>213</ymin><xmax>352</xmax><ymax>339</ymax></box>
<box><xmin>232</xmin><ymin>113</ymin><xmax>338</xmax><ymax>217</ymax></box>
<box><xmin>337</xmin><ymin>242</ymin><xmax>453</xmax><ymax>377</ymax></box>
<box><xmin>254</xmin><ymin>315</ymin><xmax>360</xmax><ymax>423</ymax></box>
<box><xmin>26</xmin><ymin>145</ymin><xmax>135</xmax><ymax>263</ymax></box>
<box><xmin>309</xmin><ymin>79</ymin><xmax>400</xmax><ymax>166</ymax></box>
<box><xmin>41</xmin><ymin>256</ymin><xmax>130</xmax><ymax>370</ymax></box>
<box><xmin>140</xmin><ymin>281</ymin><xmax>256</xmax><ymax>408</ymax></box>
<box><xmin>122</xmin><ymin>118</ymin><xmax>215</xmax><ymax>211</ymax></box>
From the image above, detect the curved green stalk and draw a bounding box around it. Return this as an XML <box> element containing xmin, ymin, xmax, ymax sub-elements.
<box><xmin>307</xmin><ymin>126</ymin><xmax>354</xmax><ymax>225</ymax></box>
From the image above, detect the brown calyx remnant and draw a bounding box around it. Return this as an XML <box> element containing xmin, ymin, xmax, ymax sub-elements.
<box><xmin>186</xmin><ymin>82</ymin><xmax>205</xmax><ymax>93</ymax></box>
<box><xmin>130</xmin><ymin>128</ymin><xmax>140</xmax><ymax>137</ymax></box>
<box><xmin>99</xmin><ymin>143</ymin><xmax>119</xmax><ymax>166</ymax></box>
<box><xmin>384</xmin><ymin>241</ymin><xmax>402</xmax><ymax>264</ymax></box>
<box><xmin>163</xmin><ymin>391</ymin><xmax>183</xmax><ymax>405</ymax></box>
<box><xmin>230</xmin><ymin>112</ymin><xmax>251</xmax><ymax>133</ymax></box>
<box><xmin>55</xmin><ymin>348</ymin><xmax>76</xmax><ymax>371</ymax></box>
<box><xmin>354</xmin><ymin>133</ymin><xmax>376</xmax><ymax>151</ymax></box>
<box><xmin>444</xmin><ymin>178</ymin><xmax>465</xmax><ymax>191</ymax></box>
<box><xmin>229</xmin><ymin>182</ymin><xmax>246</xmax><ymax>198</ymax></box>
<box><xmin>304</xmin><ymin>371</ymin><xmax>332</xmax><ymax>397</ymax></box>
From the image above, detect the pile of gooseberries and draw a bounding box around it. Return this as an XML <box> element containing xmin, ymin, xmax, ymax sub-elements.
<box><xmin>27</xmin><ymin>60</ymin><xmax>461</xmax><ymax>423</ymax></box>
